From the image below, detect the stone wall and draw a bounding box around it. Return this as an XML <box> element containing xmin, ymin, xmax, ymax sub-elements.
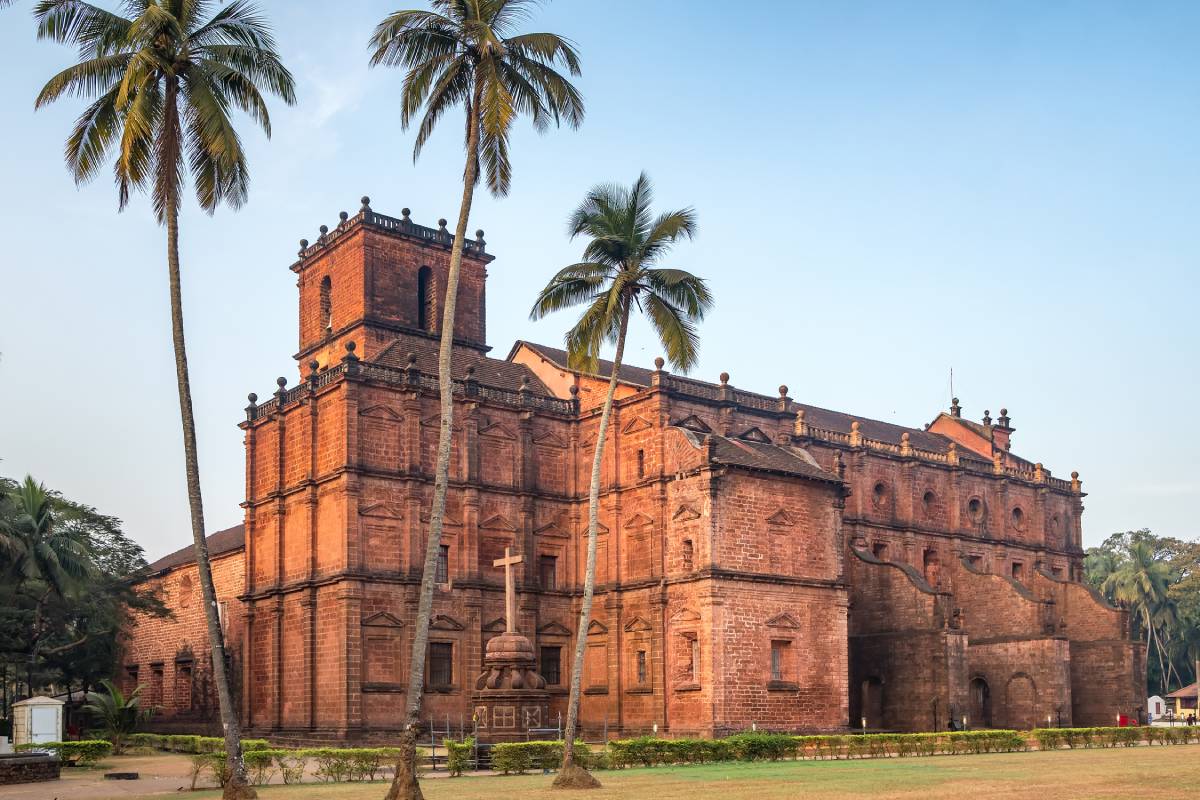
<box><xmin>0</xmin><ymin>754</ymin><xmax>59</xmax><ymax>786</ymax></box>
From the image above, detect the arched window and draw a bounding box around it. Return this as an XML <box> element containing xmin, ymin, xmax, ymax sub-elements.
<box><xmin>417</xmin><ymin>266</ymin><xmax>435</xmax><ymax>332</ymax></box>
<box><xmin>319</xmin><ymin>275</ymin><xmax>332</xmax><ymax>332</ymax></box>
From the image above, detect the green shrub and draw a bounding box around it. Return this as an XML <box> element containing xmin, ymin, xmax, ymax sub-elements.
<box><xmin>446</xmin><ymin>738</ymin><xmax>474</xmax><ymax>777</ymax></box>
<box><xmin>16</xmin><ymin>740</ymin><xmax>113</xmax><ymax>765</ymax></box>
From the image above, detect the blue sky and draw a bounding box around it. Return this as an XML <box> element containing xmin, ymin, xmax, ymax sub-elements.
<box><xmin>1</xmin><ymin>1</ymin><xmax>1197</xmax><ymax>560</ymax></box>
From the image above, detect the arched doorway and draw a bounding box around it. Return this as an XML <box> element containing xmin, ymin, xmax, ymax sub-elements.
<box><xmin>861</xmin><ymin>677</ymin><xmax>883</xmax><ymax>729</ymax></box>
<box><xmin>970</xmin><ymin>677</ymin><xmax>992</xmax><ymax>728</ymax></box>
<box><xmin>1006</xmin><ymin>674</ymin><xmax>1037</xmax><ymax>730</ymax></box>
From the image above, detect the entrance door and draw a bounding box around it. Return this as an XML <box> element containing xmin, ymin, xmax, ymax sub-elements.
<box><xmin>861</xmin><ymin>677</ymin><xmax>884</xmax><ymax>729</ymax></box>
<box><xmin>30</xmin><ymin>706</ymin><xmax>58</xmax><ymax>744</ymax></box>
<box><xmin>969</xmin><ymin>678</ymin><xmax>992</xmax><ymax>728</ymax></box>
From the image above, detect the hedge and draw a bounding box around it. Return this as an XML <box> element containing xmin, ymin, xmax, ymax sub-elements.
<box><xmin>1034</xmin><ymin>726</ymin><xmax>1197</xmax><ymax>750</ymax></box>
<box><xmin>189</xmin><ymin>747</ymin><xmax>406</xmax><ymax>788</ymax></box>
<box><xmin>491</xmin><ymin>741</ymin><xmax>602</xmax><ymax>774</ymax></box>
<box><xmin>15</xmin><ymin>739</ymin><xmax>113</xmax><ymax>765</ymax></box>
<box><xmin>446</xmin><ymin>738</ymin><xmax>474</xmax><ymax>776</ymax></box>
<box><xmin>127</xmin><ymin>733</ymin><xmax>271</xmax><ymax>754</ymax></box>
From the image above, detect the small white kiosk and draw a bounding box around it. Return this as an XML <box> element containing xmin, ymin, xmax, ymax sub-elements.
<box><xmin>12</xmin><ymin>697</ymin><xmax>64</xmax><ymax>747</ymax></box>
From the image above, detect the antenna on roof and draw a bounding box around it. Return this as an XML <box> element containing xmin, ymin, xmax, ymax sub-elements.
<box><xmin>950</xmin><ymin>367</ymin><xmax>954</xmax><ymax>404</ymax></box>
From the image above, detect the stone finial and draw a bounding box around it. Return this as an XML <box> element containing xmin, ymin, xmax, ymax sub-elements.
<box><xmin>950</xmin><ymin>397</ymin><xmax>961</xmax><ymax>417</ymax></box>
<box><xmin>719</xmin><ymin>372</ymin><xmax>730</xmax><ymax>385</ymax></box>
<box><xmin>342</xmin><ymin>340</ymin><xmax>358</xmax><ymax>362</ymax></box>
<box><xmin>900</xmin><ymin>431</ymin><xmax>912</xmax><ymax>456</ymax></box>
<box><xmin>247</xmin><ymin>392</ymin><xmax>258</xmax><ymax>405</ymax></box>
<box><xmin>338</xmin><ymin>211</ymin><xmax>349</xmax><ymax>224</ymax></box>
<box><xmin>360</xmin><ymin>196</ymin><xmax>371</xmax><ymax>212</ymax></box>
<box><xmin>298</xmin><ymin>238</ymin><xmax>309</xmax><ymax>257</ymax></box>
<box><xmin>794</xmin><ymin>408</ymin><xmax>807</xmax><ymax>437</ymax></box>
<box><xmin>406</xmin><ymin>352</ymin><xmax>417</xmax><ymax>367</ymax></box>
<box><xmin>569</xmin><ymin>383</ymin><xmax>579</xmax><ymax>397</ymax></box>
<box><xmin>654</xmin><ymin>356</ymin><xmax>665</xmax><ymax>371</ymax></box>
<box><xmin>947</xmin><ymin>442</ymin><xmax>959</xmax><ymax>465</ymax></box>
<box><xmin>401</xmin><ymin>207</ymin><xmax>412</xmax><ymax>225</ymax></box>
<box><xmin>308</xmin><ymin>359</ymin><xmax>320</xmax><ymax>376</ymax></box>
<box><xmin>520</xmin><ymin>375</ymin><xmax>530</xmax><ymax>391</ymax></box>
<box><xmin>465</xmin><ymin>365</ymin><xmax>476</xmax><ymax>378</ymax></box>
<box><xmin>275</xmin><ymin>377</ymin><xmax>287</xmax><ymax>400</ymax></box>
<box><xmin>245</xmin><ymin>392</ymin><xmax>259</xmax><ymax>421</ymax></box>
<box><xmin>1071</xmin><ymin>471</ymin><xmax>1081</xmax><ymax>493</ymax></box>
<box><xmin>475</xmin><ymin>229</ymin><xmax>486</xmax><ymax>251</ymax></box>
<box><xmin>1035</xmin><ymin>462</ymin><xmax>1045</xmax><ymax>482</ymax></box>
<box><xmin>982</xmin><ymin>409</ymin><xmax>992</xmax><ymax>426</ymax></box>
<box><xmin>849</xmin><ymin>420</ymin><xmax>862</xmax><ymax>447</ymax></box>
<box><xmin>318</xmin><ymin>224</ymin><xmax>328</xmax><ymax>241</ymax></box>
<box><xmin>779</xmin><ymin>385</ymin><xmax>789</xmax><ymax>398</ymax></box>
<box><xmin>997</xmin><ymin>407</ymin><xmax>1011</xmax><ymax>428</ymax></box>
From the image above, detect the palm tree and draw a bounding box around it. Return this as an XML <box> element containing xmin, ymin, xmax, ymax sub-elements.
<box><xmin>530</xmin><ymin>173</ymin><xmax>712</xmax><ymax>787</ymax></box>
<box><xmin>1</xmin><ymin>476</ymin><xmax>95</xmax><ymax>693</ymax></box>
<box><xmin>34</xmin><ymin>3</ymin><xmax>295</xmax><ymax>797</ymax></box>
<box><xmin>84</xmin><ymin>679</ymin><xmax>150</xmax><ymax>754</ymax></box>
<box><xmin>1104</xmin><ymin>540</ymin><xmax>1175</xmax><ymax>694</ymax></box>
<box><xmin>369</xmin><ymin>4</ymin><xmax>582</xmax><ymax>798</ymax></box>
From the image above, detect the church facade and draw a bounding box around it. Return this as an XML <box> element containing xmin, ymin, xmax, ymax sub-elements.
<box><xmin>120</xmin><ymin>201</ymin><xmax>1142</xmax><ymax>741</ymax></box>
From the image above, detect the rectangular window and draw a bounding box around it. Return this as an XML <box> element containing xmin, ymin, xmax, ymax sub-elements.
<box><xmin>436</xmin><ymin>544</ymin><xmax>450</xmax><ymax>584</ymax></box>
<box><xmin>682</xmin><ymin>540</ymin><xmax>694</xmax><ymax>572</ymax></box>
<box><xmin>770</xmin><ymin>640</ymin><xmax>789</xmax><ymax>682</ymax></box>
<box><xmin>429</xmin><ymin>642</ymin><xmax>453</xmax><ymax>687</ymax></box>
<box><xmin>636</xmin><ymin>650</ymin><xmax>647</xmax><ymax>685</ymax></box>
<box><xmin>690</xmin><ymin>638</ymin><xmax>699</xmax><ymax>680</ymax></box>
<box><xmin>872</xmin><ymin>541</ymin><xmax>888</xmax><ymax>559</ymax></box>
<box><xmin>1011</xmin><ymin>561</ymin><xmax>1024</xmax><ymax>580</ymax></box>
<box><xmin>637</xmin><ymin>449</ymin><xmax>645</xmax><ymax>478</ymax></box>
<box><xmin>540</xmin><ymin>646</ymin><xmax>561</xmax><ymax>685</ymax></box>
<box><xmin>538</xmin><ymin>555</ymin><xmax>557</xmax><ymax>590</ymax></box>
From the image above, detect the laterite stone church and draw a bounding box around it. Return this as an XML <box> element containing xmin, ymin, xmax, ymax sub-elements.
<box><xmin>120</xmin><ymin>200</ymin><xmax>1142</xmax><ymax>741</ymax></box>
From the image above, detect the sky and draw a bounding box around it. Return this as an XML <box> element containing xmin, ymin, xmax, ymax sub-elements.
<box><xmin>1</xmin><ymin>1</ymin><xmax>1198</xmax><ymax>563</ymax></box>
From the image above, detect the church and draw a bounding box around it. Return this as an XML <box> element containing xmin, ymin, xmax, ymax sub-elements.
<box><xmin>119</xmin><ymin>199</ymin><xmax>1142</xmax><ymax>742</ymax></box>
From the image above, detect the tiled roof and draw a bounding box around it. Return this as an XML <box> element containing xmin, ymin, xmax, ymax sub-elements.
<box><xmin>513</xmin><ymin>341</ymin><xmax>656</xmax><ymax>387</ymax></box>
<box><xmin>1167</xmin><ymin>683</ymin><xmax>1198</xmax><ymax>699</ymax></box>
<box><xmin>146</xmin><ymin>524</ymin><xmax>245</xmax><ymax>575</ymax></box>
<box><xmin>375</xmin><ymin>334</ymin><xmax>551</xmax><ymax>394</ymax></box>
<box><xmin>678</xmin><ymin>428</ymin><xmax>838</xmax><ymax>484</ymax></box>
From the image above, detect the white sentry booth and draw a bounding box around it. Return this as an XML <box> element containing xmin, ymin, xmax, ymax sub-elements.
<box><xmin>11</xmin><ymin>696</ymin><xmax>64</xmax><ymax>747</ymax></box>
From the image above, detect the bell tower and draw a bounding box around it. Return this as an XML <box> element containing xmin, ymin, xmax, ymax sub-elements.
<box><xmin>291</xmin><ymin>197</ymin><xmax>493</xmax><ymax>372</ymax></box>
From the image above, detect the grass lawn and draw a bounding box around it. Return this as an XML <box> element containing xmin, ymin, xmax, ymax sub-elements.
<box><xmin>173</xmin><ymin>745</ymin><xmax>1189</xmax><ymax>800</ymax></box>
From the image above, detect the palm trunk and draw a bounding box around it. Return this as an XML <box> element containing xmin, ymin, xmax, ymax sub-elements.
<box><xmin>385</xmin><ymin>80</ymin><xmax>482</xmax><ymax>800</ymax></box>
<box><xmin>555</xmin><ymin>299</ymin><xmax>629</xmax><ymax>789</ymax></box>
<box><xmin>164</xmin><ymin>172</ymin><xmax>253</xmax><ymax>798</ymax></box>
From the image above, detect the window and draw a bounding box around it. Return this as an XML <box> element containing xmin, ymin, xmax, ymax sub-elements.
<box><xmin>1011</xmin><ymin>561</ymin><xmax>1024</xmax><ymax>581</ymax></box>
<box><xmin>682</xmin><ymin>539</ymin><xmax>694</xmax><ymax>571</ymax></box>
<box><xmin>319</xmin><ymin>275</ymin><xmax>332</xmax><ymax>331</ymax></box>
<box><xmin>178</xmin><ymin>574</ymin><xmax>193</xmax><ymax>608</ymax></box>
<box><xmin>872</xmin><ymin>541</ymin><xmax>888</xmax><ymax>559</ymax></box>
<box><xmin>125</xmin><ymin>665</ymin><xmax>139</xmax><ymax>692</ymax></box>
<box><xmin>417</xmin><ymin>266</ymin><xmax>435</xmax><ymax>332</ymax></box>
<box><xmin>150</xmin><ymin>663</ymin><xmax>164</xmax><ymax>706</ymax></box>
<box><xmin>636</xmin><ymin>650</ymin><xmax>648</xmax><ymax>685</ymax></box>
<box><xmin>436</xmin><ymin>544</ymin><xmax>449</xmax><ymax>584</ymax></box>
<box><xmin>968</xmin><ymin>497</ymin><xmax>985</xmax><ymax>523</ymax></box>
<box><xmin>538</xmin><ymin>555</ymin><xmax>557</xmax><ymax>590</ymax></box>
<box><xmin>1051</xmin><ymin>566</ymin><xmax>1064</xmax><ymax>578</ymax></box>
<box><xmin>429</xmin><ymin>642</ymin><xmax>453</xmax><ymax>687</ymax></box>
<box><xmin>540</xmin><ymin>646</ymin><xmax>561</xmax><ymax>685</ymax></box>
<box><xmin>967</xmin><ymin>554</ymin><xmax>982</xmax><ymax>567</ymax></box>
<box><xmin>690</xmin><ymin>638</ymin><xmax>700</xmax><ymax>679</ymax></box>
<box><xmin>636</xmin><ymin>449</ymin><xmax>645</xmax><ymax>478</ymax></box>
<box><xmin>1011</xmin><ymin>506</ymin><xmax>1025</xmax><ymax>529</ymax></box>
<box><xmin>770</xmin><ymin>640</ymin><xmax>790</xmax><ymax>682</ymax></box>
<box><xmin>872</xmin><ymin>481</ymin><xmax>889</xmax><ymax>508</ymax></box>
<box><xmin>922</xmin><ymin>490</ymin><xmax>936</xmax><ymax>516</ymax></box>
<box><xmin>923</xmin><ymin>549</ymin><xmax>940</xmax><ymax>587</ymax></box>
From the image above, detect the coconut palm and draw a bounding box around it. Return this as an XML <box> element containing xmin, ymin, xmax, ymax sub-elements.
<box><xmin>368</xmin><ymin>4</ymin><xmax>582</xmax><ymax>797</ymax></box>
<box><xmin>1104</xmin><ymin>540</ymin><xmax>1175</xmax><ymax>693</ymax></box>
<box><xmin>84</xmin><ymin>679</ymin><xmax>150</xmax><ymax>754</ymax></box>
<box><xmin>530</xmin><ymin>173</ymin><xmax>712</xmax><ymax>786</ymax></box>
<box><xmin>34</xmin><ymin>3</ymin><xmax>295</xmax><ymax>797</ymax></box>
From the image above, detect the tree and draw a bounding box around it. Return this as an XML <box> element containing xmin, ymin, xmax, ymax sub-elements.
<box><xmin>368</xmin><ymin>3</ymin><xmax>582</xmax><ymax>798</ymax></box>
<box><xmin>84</xmin><ymin>679</ymin><xmax>150</xmax><ymax>754</ymax></box>
<box><xmin>1103</xmin><ymin>540</ymin><xmax>1175</xmax><ymax>694</ymax></box>
<box><xmin>34</xmin><ymin>3</ymin><xmax>295</xmax><ymax>797</ymax></box>
<box><xmin>530</xmin><ymin>173</ymin><xmax>712</xmax><ymax>787</ymax></box>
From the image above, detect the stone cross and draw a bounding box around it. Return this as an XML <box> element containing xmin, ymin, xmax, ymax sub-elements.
<box><xmin>492</xmin><ymin>547</ymin><xmax>524</xmax><ymax>633</ymax></box>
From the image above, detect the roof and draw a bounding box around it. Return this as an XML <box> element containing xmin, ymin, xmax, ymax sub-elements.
<box><xmin>1167</xmin><ymin>683</ymin><xmax>1198</xmax><ymax>699</ymax></box>
<box><xmin>145</xmin><ymin>524</ymin><xmax>245</xmax><ymax>575</ymax></box>
<box><xmin>512</xmin><ymin>341</ymin><xmax>656</xmax><ymax>387</ymax></box>
<box><xmin>377</xmin><ymin>334</ymin><xmax>551</xmax><ymax>394</ymax></box>
<box><xmin>678</xmin><ymin>428</ymin><xmax>839</xmax><ymax>484</ymax></box>
<box><xmin>515</xmin><ymin>341</ymin><xmax>978</xmax><ymax>458</ymax></box>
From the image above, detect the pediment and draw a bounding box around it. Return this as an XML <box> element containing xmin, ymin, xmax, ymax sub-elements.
<box><xmin>419</xmin><ymin>414</ymin><xmax>461</xmax><ymax>432</ymax></box>
<box><xmin>621</xmin><ymin>415</ymin><xmax>654</xmax><ymax>434</ymax></box>
<box><xmin>587</xmin><ymin>620</ymin><xmax>609</xmax><ymax>635</ymax></box>
<box><xmin>533</xmin><ymin>429</ymin><xmax>567</xmax><ymax>449</ymax></box>
<box><xmin>766</xmin><ymin>509</ymin><xmax>795</xmax><ymax>527</ymax></box>
<box><xmin>579</xmin><ymin>521</ymin><xmax>610</xmax><ymax>536</ymax></box>
<box><xmin>624</xmin><ymin>616</ymin><xmax>652</xmax><ymax>633</ymax></box>
<box><xmin>672</xmin><ymin>414</ymin><xmax>712</xmax><ymax>433</ymax></box>
<box><xmin>482</xmin><ymin>617</ymin><xmax>507</xmax><ymax>633</ymax></box>
<box><xmin>359</xmin><ymin>404</ymin><xmax>403</xmax><ymax>421</ymax></box>
<box><xmin>672</xmin><ymin>504</ymin><xmax>702</xmax><ymax>522</ymax></box>
<box><xmin>766</xmin><ymin>612</ymin><xmax>801</xmax><ymax>629</ymax></box>
<box><xmin>479</xmin><ymin>420</ymin><xmax>518</xmax><ymax>440</ymax></box>
<box><xmin>480</xmin><ymin>514</ymin><xmax>517</xmax><ymax>532</ymax></box>
<box><xmin>534</xmin><ymin>520</ymin><xmax>570</xmax><ymax>539</ymax></box>
<box><xmin>360</xmin><ymin>502</ymin><xmax>404</xmax><ymax>519</ymax></box>
<box><xmin>430</xmin><ymin>614</ymin><xmax>465</xmax><ymax>632</ymax></box>
<box><xmin>361</xmin><ymin>612</ymin><xmax>404</xmax><ymax>628</ymax></box>
<box><xmin>669</xmin><ymin>608</ymin><xmax>701</xmax><ymax>624</ymax></box>
<box><xmin>737</xmin><ymin>426</ymin><xmax>772</xmax><ymax>444</ymax></box>
<box><xmin>538</xmin><ymin>621</ymin><xmax>572</xmax><ymax>637</ymax></box>
<box><xmin>624</xmin><ymin>512</ymin><xmax>655</xmax><ymax>529</ymax></box>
